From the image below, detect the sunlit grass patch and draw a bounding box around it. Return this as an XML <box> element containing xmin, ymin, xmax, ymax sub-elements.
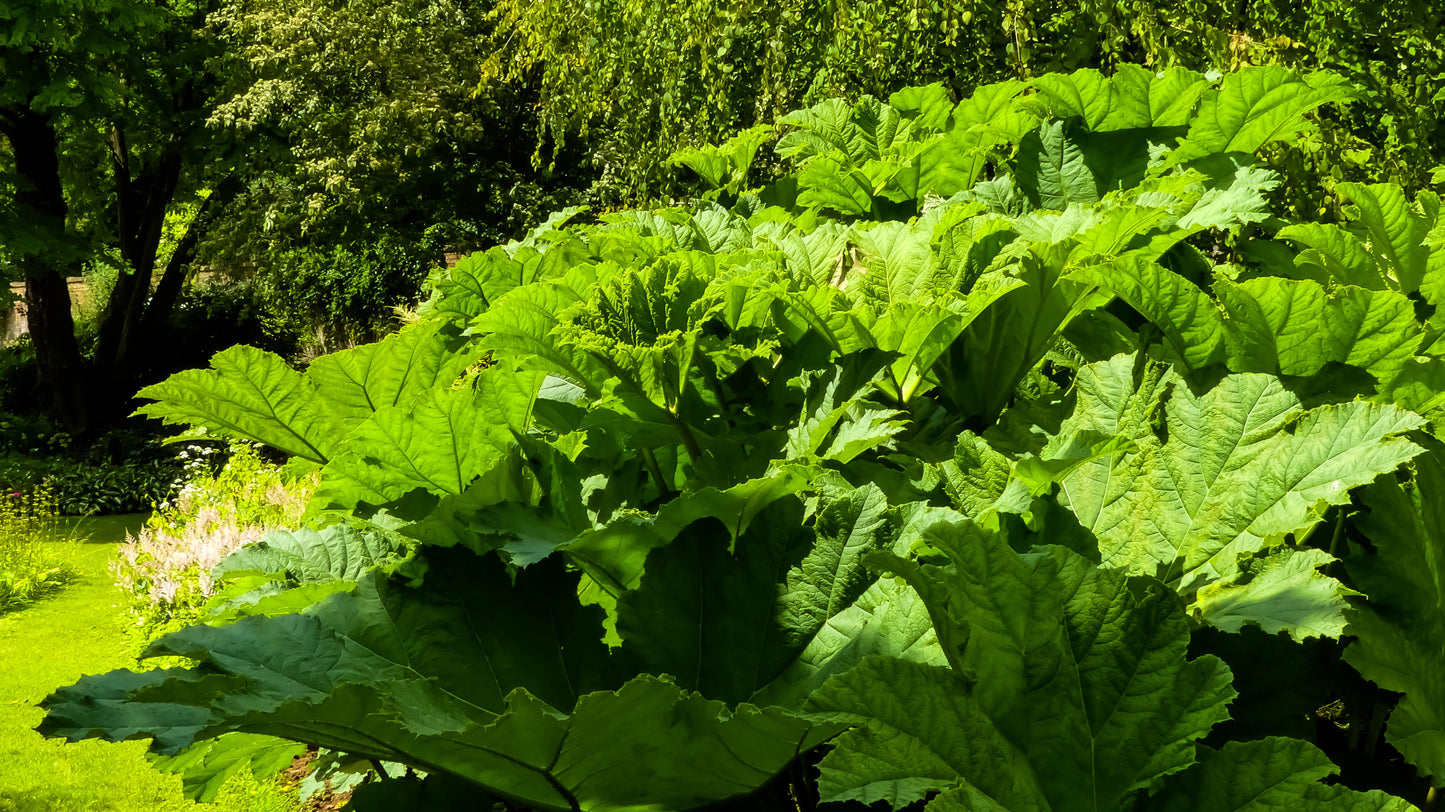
<box><xmin>0</xmin><ymin>522</ymin><xmax>299</xmax><ymax>812</ymax></box>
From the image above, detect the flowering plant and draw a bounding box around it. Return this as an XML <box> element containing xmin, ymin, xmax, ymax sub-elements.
<box><xmin>113</xmin><ymin>443</ymin><xmax>317</xmax><ymax>639</ymax></box>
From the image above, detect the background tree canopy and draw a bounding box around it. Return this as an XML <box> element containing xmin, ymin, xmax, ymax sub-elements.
<box><xmin>489</xmin><ymin>0</ymin><xmax>1445</xmax><ymax>207</ymax></box>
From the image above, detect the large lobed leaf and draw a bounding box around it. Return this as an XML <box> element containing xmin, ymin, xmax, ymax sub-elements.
<box><xmin>306</xmin><ymin>320</ymin><xmax>484</xmax><ymax>431</ymax></box>
<box><xmin>1138</xmin><ymin>737</ymin><xmax>1417</xmax><ymax>811</ymax></box>
<box><xmin>134</xmin><ymin>345</ymin><xmax>344</xmax><ymax>463</ymax></box>
<box><xmin>213</xmin><ymin>523</ymin><xmax>406</xmax><ymax>584</ymax></box>
<box><xmin>1050</xmin><ymin>355</ymin><xmax>1423</xmax><ymax>639</ymax></box>
<box><xmin>1345</xmin><ymin>451</ymin><xmax>1445</xmax><ymax>786</ymax></box>
<box><xmin>808</xmin><ymin>524</ymin><xmax>1235</xmax><ymax>810</ymax></box>
<box><xmin>41</xmin><ymin>549</ymin><xmax>842</xmax><ymax>810</ymax></box>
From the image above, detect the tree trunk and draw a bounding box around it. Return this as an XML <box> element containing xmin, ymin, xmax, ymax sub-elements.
<box><xmin>137</xmin><ymin>172</ymin><xmax>243</xmax><ymax>346</ymax></box>
<box><xmin>92</xmin><ymin>125</ymin><xmax>185</xmax><ymax>405</ymax></box>
<box><xmin>3</xmin><ymin>107</ymin><xmax>94</xmax><ymax>434</ymax></box>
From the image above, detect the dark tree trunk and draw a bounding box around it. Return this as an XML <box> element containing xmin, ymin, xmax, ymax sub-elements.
<box><xmin>137</xmin><ymin>172</ymin><xmax>242</xmax><ymax>346</ymax></box>
<box><xmin>3</xmin><ymin>107</ymin><xmax>95</xmax><ymax>434</ymax></box>
<box><xmin>92</xmin><ymin>124</ymin><xmax>185</xmax><ymax>405</ymax></box>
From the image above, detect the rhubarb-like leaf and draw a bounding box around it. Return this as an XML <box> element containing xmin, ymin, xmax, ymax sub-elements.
<box><xmin>1051</xmin><ymin>355</ymin><xmax>1422</xmax><ymax>635</ymax></box>
<box><xmin>1171</xmin><ymin>68</ymin><xmax>1354</xmax><ymax>163</ymax></box>
<box><xmin>135</xmin><ymin>345</ymin><xmax>343</xmax><ymax>463</ymax></box>
<box><xmin>306</xmin><ymin>320</ymin><xmax>483</xmax><ymax>430</ymax></box>
<box><xmin>1191</xmin><ymin>547</ymin><xmax>1356</xmax><ymax>640</ymax></box>
<box><xmin>1346</xmin><ymin>451</ymin><xmax>1445</xmax><ymax>785</ymax></box>
<box><xmin>809</xmin><ymin>526</ymin><xmax>1233</xmax><ymax>810</ymax></box>
<box><xmin>1142</xmin><ymin>737</ymin><xmax>1418</xmax><ymax>811</ymax></box>
<box><xmin>213</xmin><ymin>524</ymin><xmax>406</xmax><ymax>584</ymax></box>
<box><xmin>42</xmin><ymin>550</ymin><xmax>842</xmax><ymax>811</ymax></box>
<box><xmin>149</xmin><ymin>733</ymin><xmax>304</xmax><ymax>803</ymax></box>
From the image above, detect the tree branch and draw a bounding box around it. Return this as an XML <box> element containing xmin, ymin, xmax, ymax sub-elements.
<box><xmin>138</xmin><ymin>171</ymin><xmax>245</xmax><ymax>342</ymax></box>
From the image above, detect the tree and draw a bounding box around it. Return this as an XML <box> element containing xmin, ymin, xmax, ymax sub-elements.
<box><xmin>1</xmin><ymin>0</ymin><xmax>581</xmax><ymax>433</ymax></box>
<box><xmin>488</xmin><ymin>0</ymin><xmax>1444</xmax><ymax>205</ymax></box>
<box><xmin>1</xmin><ymin>0</ymin><xmax>239</xmax><ymax>434</ymax></box>
<box><xmin>200</xmin><ymin>0</ymin><xmax>591</xmax><ymax>260</ymax></box>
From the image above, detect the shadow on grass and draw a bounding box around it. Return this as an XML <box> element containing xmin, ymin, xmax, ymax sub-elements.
<box><xmin>52</xmin><ymin>513</ymin><xmax>149</xmax><ymax>544</ymax></box>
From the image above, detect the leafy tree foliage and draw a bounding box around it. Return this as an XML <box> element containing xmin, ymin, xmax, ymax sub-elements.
<box><xmin>199</xmin><ymin>0</ymin><xmax>593</xmax><ymax>264</ymax></box>
<box><xmin>489</xmin><ymin>0</ymin><xmax>1444</xmax><ymax>207</ymax></box>
<box><xmin>0</xmin><ymin>0</ymin><xmax>246</xmax><ymax>433</ymax></box>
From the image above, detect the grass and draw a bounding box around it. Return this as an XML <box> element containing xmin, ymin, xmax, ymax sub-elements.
<box><xmin>0</xmin><ymin>515</ymin><xmax>300</xmax><ymax>812</ymax></box>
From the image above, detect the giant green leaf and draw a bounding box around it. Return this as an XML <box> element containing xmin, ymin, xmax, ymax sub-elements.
<box><xmin>668</xmin><ymin>124</ymin><xmax>774</xmax><ymax>194</ymax></box>
<box><xmin>777</xmin><ymin>97</ymin><xmax>860</xmax><ymax>161</ymax></box>
<box><xmin>42</xmin><ymin>549</ymin><xmax>842</xmax><ymax>811</ymax></box>
<box><xmin>777</xmin><ymin>484</ymin><xmax>891</xmax><ymax>642</ymax></box>
<box><xmin>42</xmin><ymin>550</ymin><xmax>613</xmax><ymax>740</ymax></box>
<box><xmin>1071</xmin><ymin>254</ymin><xmax>1225</xmax><ymax>370</ymax></box>
<box><xmin>1276</xmin><ymin>222</ymin><xmax>1383</xmax><ymax>289</ymax></box>
<box><xmin>471</xmin><ymin>271</ymin><xmax>610</xmax><ymax>393</ymax></box>
<box><xmin>1051</xmin><ymin>356</ymin><xmax>1423</xmax><ymax>638</ymax></box>
<box><xmin>1025</xmin><ymin>64</ymin><xmax>1208</xmax><ymax>131</ymax></box>
<box><xmin>617</xmin><ymin>484</ymin><xmax>899</xmax><ymax>705</ymax></box>
<box><xmin>306</xmin><ymin>320</ymin><xmax>483</xmax><ymax>430</ymax></box>
<box><xmin>1191</xmin><ymin>547</ymin><xmax>1356</xmax><ymax>640</ymax></box>
<box><xmin>797</xmin><ymin>156</ymin><xmax>875</xmax><ymax>215</ymax></box>
<box><xmin>753</xmin><ymin>577</ymin><xmax>942</xmax><ymax>710</ymax></box>
<box><xmin>614</xmin><ymin>503</ymin><xmax>814</xmax><ymax>704</ymax></box>
<box><xmin>915</xmin><ymin>80</ymin><xmax>1033</xmax><ymax>197</ymax></box>
<box><xmin>317</xmin><ymin>387</ymin><xmax>514</xmax><ymax>508</ymax></box>
<box><xmin>213</xmin><ymin>524</ymin><xmax>406</xmax><ymax>584</ymax></box>
<box><xmin>427</xmin><ymin>236</ymin><xmax>596</xmax><ymax>325</ymax></box>
<box><xmin>134</xmin><ymin>345</ymin><xmax>343</xmax><ymax>463</ymax></box>
<box><xmin>1346</xmin><ymin>450</ymin><xmax>1445</xmax><ymax>785</ymax></box>
<box><xmin>1171</xmin><ymin>68</ymin><xmax>1355</xmax><ymax>164</ymax></box>
<box><xmin>939</xmin><ymin>243</ymin><xmax>1109</xmax><ymax>421</ymax></box>
<box><xmin>1173</xmin><ymin>163</ymin><xmax>1278</xmax><ymax>232</ymax></box>
<box><xmin>853</xmin><ymin>219</ymin><xmax>937</xmax><ymax>304</ymax></box>
<box><xmin>888</xmin><ymin>83</ymin><xmax>954</xmax><ymax>133</ymax></box>
<box><xmin>564</xmin><ymin>466</ymin><xmax>815</xmax><ymax>599</ymax></box>
<box><xmin>809</xmin><ymin>529</ymin><xmax>1234</xmax><ymax>811</ymax></box>
<box><xmin>784</xmin><ymin>355</ymin><xmax>905</xmax><ymax>464</ymax></box>
<box><xmin>1016</xmin><ymin>120</ymin><xmax>1098</xmax><ymax>211</ymax></box>
<box><xmin>858</xmin><ymin>302</ymin><xmax>971</xmax><ymax>403</ymax></box>
<box><xmin>1142</xmin><ymin>737</ymin><xmax>1418</xmax><ymax>811</ymax></box>
<box><xmin>765</xmin><ymin>220</ymin><xmax>851</xmax><ymax>287</ymax></box>
<box><xmin>149</xmin><ymin>733</ymin><xmax>305</xmax><ymax>803</ymax></box>
<box><xmin>1336</xmin><ymin>183</ymin><xmax>1440</xmax><ymax>295</ymax></box>
<box><xmin>1215</xmin><ymin>277</ymin><xmax>1420</xmax><ymax>380</ymax></box>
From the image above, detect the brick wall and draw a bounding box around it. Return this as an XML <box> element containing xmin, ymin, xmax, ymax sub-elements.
<box><xmin>1</xmin><ymin>278</ymin><xmax>91</xmax><ymax>344</ymax></box>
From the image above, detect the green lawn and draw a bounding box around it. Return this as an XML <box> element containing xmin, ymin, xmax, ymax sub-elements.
<box><xmin>0</xmin><ymin>516</ymin><xmax>297</xmax><ymax>812</ymax></box>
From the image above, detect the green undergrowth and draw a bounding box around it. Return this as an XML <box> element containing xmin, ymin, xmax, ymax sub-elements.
<box><xmin>0</xmin><ymin>489</ymin><xmax>73</xmax><ymax>615</ymax></box>
<box><xmin>0</xmin><ymin>517</ymin><xmax>298</xmax><ymax>811</ymax></box>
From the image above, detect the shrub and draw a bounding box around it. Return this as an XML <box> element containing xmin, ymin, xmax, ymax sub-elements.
<box><xmin>256</xmin><ymin>233</ymin><xmax>438</xmax><ymax>358</ymax></box>
<box><xmin>0</xmin><ymin>449</ymin><xmax>182</xmax><ymax>517</ymax></box>
<box><xmin>44</xmin><ymin>460</ymin><xmax>182</xmax><ymax>516</ymax></box>
<box><xmin>113</xmin><ymin>443</ymin><xmax>317</xmax><ymax>639</ymax></box>
<box><xmin>0</xmin><ymin>486</ymin><xmax>72</xmax><ymax>614</ymax></box>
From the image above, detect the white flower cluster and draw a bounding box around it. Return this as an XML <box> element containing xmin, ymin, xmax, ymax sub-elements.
<box><xmin>159</xmin><ymin>443</ymin><xmax>226</xmax><ymax>512</ymax></box>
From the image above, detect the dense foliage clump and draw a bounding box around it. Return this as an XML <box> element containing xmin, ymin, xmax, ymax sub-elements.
<box><xmin>0</xmin><ymin>487</ymin><xmax>70</xmax><ymax>614</ymax></box>
<box><xmin>113</xmin><ymin>443</ymin><xmax>318</xmax><ymax>641</ymax></box>
<box><xmin>490</xmin><ymin>0</ymin><xmax>1445</xmax><ymax>210</ymax></box>
<box><xmin>37</xmin><ymin>67</ymin><xmax>1445</xmax><ymax>810</ymax></box>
